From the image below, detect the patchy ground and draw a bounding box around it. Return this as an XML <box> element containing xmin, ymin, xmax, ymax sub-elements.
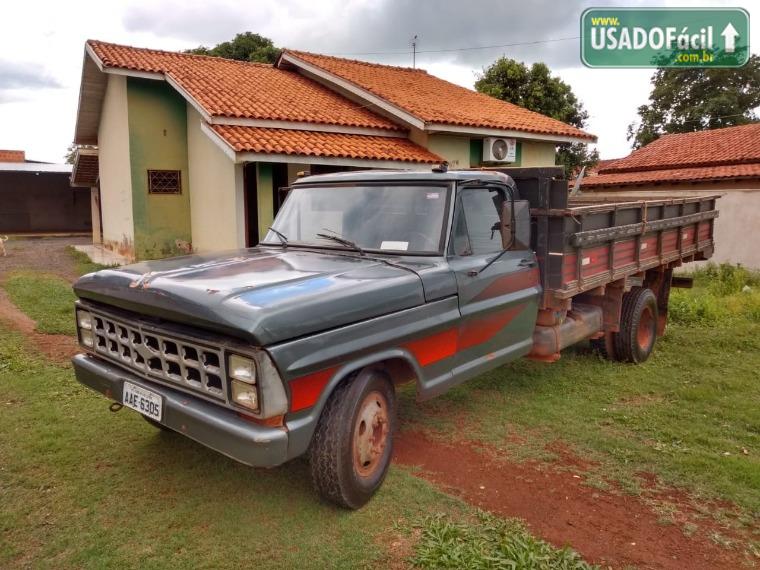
<box><xmin>0</xmin><ymin>238</ymin><xmax>87</xmax><ymax>362</ymax></box>
<box><xmin>0</xmin><ymin>289</ymin><xmax>77</xmax><ymax>363</ymax></box>
<box><xmin>0</xmin><ymin>236</ymin><xmax>90</xmax><ymax>283</ymax></box>
<box><xmin>394</xmin><ymin>431</ymin><xmax>751</xmax><ymax>569</ymax></box>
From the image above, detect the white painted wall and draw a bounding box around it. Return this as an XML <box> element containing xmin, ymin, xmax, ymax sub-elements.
<box><xmin>97</xmin><ymin>74</ymin><xmax>134</xmax><ymax>256</ymax></box>
<box><xmin>186</xmin><ymin>107</ymin><xmax>246</xmax><ymax>252</ymax></box>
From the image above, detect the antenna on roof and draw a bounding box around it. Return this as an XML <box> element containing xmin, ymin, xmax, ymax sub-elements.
<box><xmin>411</xmin><ymin>35</ymin><xmax>418</xmax><ymax>68</ymax></box>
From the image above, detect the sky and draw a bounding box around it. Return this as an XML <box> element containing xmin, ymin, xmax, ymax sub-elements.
<box><xmin>0</xmin><ymin>0</ymin><xmax>757</xmax><ymax>163</ymax></box>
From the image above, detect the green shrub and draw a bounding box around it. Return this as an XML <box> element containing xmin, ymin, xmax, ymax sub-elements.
<box><xmin>669</xmin><ymin>263</ymin><xmax>760</xmax><ymax>326</ymax></box>
<box><xmin>690</xmin><ymin>263</ymin><xmax>760</xmax><ymax>295</ymax></box>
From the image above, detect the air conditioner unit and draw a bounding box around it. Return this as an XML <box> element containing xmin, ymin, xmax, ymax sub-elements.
<box><xmin>483</xmin><ymin>137</ymin><xmax>517</xmax><ymax>163</ymax></box>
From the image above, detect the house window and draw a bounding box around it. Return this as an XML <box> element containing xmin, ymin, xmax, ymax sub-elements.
<box><xmin>148</xmin><ymin>170</ymin><xmax>181</xmax><ymax>194</ymax></box>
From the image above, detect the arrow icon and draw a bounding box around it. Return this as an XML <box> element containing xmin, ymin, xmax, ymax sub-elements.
<box><xmin>721</xmin><ymin>22</ymin><xmax>739</xmax><ymax>53</ymax></box>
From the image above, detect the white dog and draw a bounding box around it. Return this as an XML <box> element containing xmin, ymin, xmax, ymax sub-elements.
<box><xmin>0</xmin><ymin>236</ymin><xmax>7</xmax><ymax>257</ymax></box>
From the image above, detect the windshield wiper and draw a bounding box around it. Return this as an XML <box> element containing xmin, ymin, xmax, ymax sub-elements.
<box><xmin>316</xmin><ymin>229</ymin><xmax>365</xmax><ymax>256</ymax></box>
<box><xmin>267</xmin><ymin>226</ymin><xmax>288</xmax><ymax>247</ymax></box>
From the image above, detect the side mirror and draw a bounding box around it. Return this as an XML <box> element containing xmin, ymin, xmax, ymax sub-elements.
<box><xmin>500</xmin><ymin>199</ymin><xmax>531</xmax><ymax>250</ymax></box>
<box><xmin>500</xmin><ymin>201</ymin><xmax>514</xmax><ymax>250</ymax></box>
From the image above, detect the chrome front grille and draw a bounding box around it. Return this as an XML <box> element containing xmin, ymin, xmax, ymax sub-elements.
<box><xmin>89</xmin><ymin>309</ymin><xmax>226</xmax><ymax>401</ymax></box>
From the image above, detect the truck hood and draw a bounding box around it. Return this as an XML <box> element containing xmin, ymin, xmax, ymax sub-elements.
<box><xmin>73</xmin><ymin>248</ymin><xmax>426</xmax><ymax>346</ymax></box>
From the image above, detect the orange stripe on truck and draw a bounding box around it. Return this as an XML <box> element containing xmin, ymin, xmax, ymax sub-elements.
<box><xmin>289</xmin><ymin>367</ymin><xmax>337</xmax><ymax>412</ymax></box>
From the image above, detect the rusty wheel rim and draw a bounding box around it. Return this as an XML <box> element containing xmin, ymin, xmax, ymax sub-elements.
<box><xmin>352</xmin><ymin>390</ymin><xmax>390</xmax><ymax>478</ymax></box>
<box><xmin>637</xmin><ymin>305</ymin><xmax>655</xmax><ymax>352</ymax></box>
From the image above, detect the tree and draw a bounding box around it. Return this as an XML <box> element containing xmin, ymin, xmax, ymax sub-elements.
<box><xmin>475</xmin><ymin>58</ymin><xmax>598</xmax><ymax>177</ymax></box>
<box><xmin>628</xmin><ymin>54</ymin><xmax>760</xmax><ymax>148</ymax></box>
<box><xmin>185</xmin><ymin>32</ymin><xmax>279</xmax><ymax>64</ymax></box>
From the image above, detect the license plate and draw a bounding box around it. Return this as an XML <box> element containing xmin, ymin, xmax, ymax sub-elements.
<box><xmin>122</xmin><ymin>381</ymin><xmax>163</xmax><ymax>421</ymax></box>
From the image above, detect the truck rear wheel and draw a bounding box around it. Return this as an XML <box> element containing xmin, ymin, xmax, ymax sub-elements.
<box><xmin>614</xmin><ymin>287</ymin><xmax>658</xmax><ymax>363</ymax></box>
<box><xmin>308</xmin><ymin>370</ymin><xmax>396</xmax><ymax>509</ymax></box>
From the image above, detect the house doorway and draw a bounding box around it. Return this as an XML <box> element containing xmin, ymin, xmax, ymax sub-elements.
<box><xmin>244</xmin><ymin>162</ymin><xmax>290</xmax><ymax>247</ymax></box>
<box><xmin>243</xmin><ymin>163</ymin><xmax>259</xmax><ymax>247</ymax></box>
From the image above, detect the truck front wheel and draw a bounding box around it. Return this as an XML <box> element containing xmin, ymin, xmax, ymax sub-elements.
<box><xmin>308</xmin><ymin>370</ymin><xmax>396</xmax><ymax>509</ymax></box>
<box><xmin>614</xmin><ymin>287</ymin><xmax>659</xmax><ymax>363</ymax></box>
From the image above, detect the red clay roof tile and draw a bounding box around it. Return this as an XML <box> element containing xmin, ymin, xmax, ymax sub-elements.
<box><xmin>0</xmin><ymin>150</ymin><xmax>25</xmax><ymax>163</ymax></box>
<box><xmin>87</xmin><ymin>41</ymin><xmax>401</xmax><ymax>131</ymax></box>
<box><xmin>211</xmin><ymin>125</ymin><xmax>442</xmax><ymax>163</ymax></box>
<box><xmin>583</xmin><ymin>163</ymin><xmax>760</xmax><ymax>188</ymax></box>
<box><xmin>600</xmin><ymin>123</ymin><xmax>760</xmax><ymax>174</ymax></box>
<box><xmin>284</xmin><ymin>50</ymin><xmax>596</xmax><ymax>141</ymax></box>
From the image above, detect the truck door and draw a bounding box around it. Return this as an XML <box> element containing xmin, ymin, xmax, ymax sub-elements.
<box><xmin>448</xmin><ymin>185</ymin><xmax>540</xmax><ymax>379</ymax></box>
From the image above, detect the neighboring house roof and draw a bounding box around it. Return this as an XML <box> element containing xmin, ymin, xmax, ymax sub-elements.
<box><xmin>586</xmin><ymin>158</ymin><xmax>622</xmax><ymax>176</ymax></box>
<box><xmin>0</xmin><ymin>150</ymin><xmax>25</xmax><ymax>162</ymax></box>
<box><xmin>583</xmin><ymin>163</ymin><xmax>760</xmax><ymax>187</ymax></box>
<box><xmin>584</xmin><ymin>123</ymin><xmax>760</xmax><ymax>188</ymax></box>
<box><xmin>280</xmin><ymin>50</ymin><xmax>596</xmax><ymax>142</ymax></box>
<box><xmin>209</xmin><ymin>125</ymin><xmax>441</xmax><ymax>163</ymax></box>
<box><xmin>0</xmin><ymin>162</ymin><xmax>72</xmax><ymax>173</ymax></box>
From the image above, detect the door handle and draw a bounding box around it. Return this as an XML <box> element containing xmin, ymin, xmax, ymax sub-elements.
<box><xmin>518</xmin><ymin>259</ymin><xmax>536</xmax><ymax>267</ymax></box>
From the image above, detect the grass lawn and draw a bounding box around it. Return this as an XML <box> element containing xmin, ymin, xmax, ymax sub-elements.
<box><xmin>402</xmin><ymin>265</ymin><xmax>760</xmax><ymax>522</ymax></box>
<box><xmin>2</xmin><ymin>271</ymin><xmax>77</xmax><ymax>335</ymax></box>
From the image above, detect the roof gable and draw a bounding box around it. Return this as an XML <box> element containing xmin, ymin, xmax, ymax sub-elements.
<box><xmin>85</xmin><ymin>41</ymin><xmax>401</xmax><ymax>131</ymax></box>
<box><xmin>280</xmin><ymin>50</ymin><xmax>596</xmax><ymax>142</ymax></box>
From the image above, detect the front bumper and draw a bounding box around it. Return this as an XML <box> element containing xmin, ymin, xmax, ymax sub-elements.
<box><xmin>72</xmin><ymin>353</ymin><xmax>290</xmax><ymax>468</ymax></box>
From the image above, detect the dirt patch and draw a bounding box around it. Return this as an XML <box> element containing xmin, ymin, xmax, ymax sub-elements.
<box><xmin>0</xmin><ymin>289</ymin><xmax>77</xmax><ymax>363</ymax></box>
<box><xmin>0</xmin><ymin>236</ymin><xmax>89</xmax><ymax>283</ymax></box>
<box><xmin>393</xmin><ymin>431</ymin><xmax>750</xmax><ymax>570</ymax></box>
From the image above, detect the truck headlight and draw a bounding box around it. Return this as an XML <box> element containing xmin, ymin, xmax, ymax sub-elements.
<box><xmin>231</xmin><ymin>380</ymin><xmax>258</xmax><ymax>411</ymax></box>
<box><xmin>80</xmin><ymin>330</ymin><xmax>94</xmax><ymax>348</ymax></box>
<box><xmin>77</xmin><ymin>310</ymin><xmax>93</xmax><ymax>330</ymax></box>
<box><xmin>229</xmin><ymin>354</ymin><xmax>256</xmax><ymax>383</ymax></box>
<box><xmin>228</xmin><ymin>354</ymin><xmax>258</xmax><ymax>411</ymax></box>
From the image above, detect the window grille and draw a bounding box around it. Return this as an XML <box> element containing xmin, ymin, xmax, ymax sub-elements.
<box><xmin>148</xmin><ymin>170</ymin><xmax>181</xmax><ymax>194</ymax></box>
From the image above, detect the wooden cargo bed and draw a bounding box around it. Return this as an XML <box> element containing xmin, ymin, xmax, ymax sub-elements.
<box><xmin>536</xmin><ymin>194</ymin><xmax>719</xmax><ymax>300</ymax></box>
<box><xmin>486</xmin><ymin>167</ymin><xmax>720</xmax><ymax>307</ymax></box>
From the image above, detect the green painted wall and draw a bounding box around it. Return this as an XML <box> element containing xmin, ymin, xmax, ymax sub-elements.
<box><xmin>127</xmin><ymin>78</ymin><xmax>192</xmax><ymax>260</ymax></box>
<box><xmin>256</xmin><ymin>163</ymin><xmax>274</xmax><ymax>241</ymax></box>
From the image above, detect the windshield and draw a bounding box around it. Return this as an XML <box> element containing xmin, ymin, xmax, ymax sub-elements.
<box><xmin>264</xmin><ymin>184</ymin><xmax>450</xmax><ymax>254</ymax></box>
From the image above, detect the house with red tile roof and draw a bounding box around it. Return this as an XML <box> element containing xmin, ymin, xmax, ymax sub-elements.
<box><xmin>582</xmin><ymin>123</ymin><xmax>760</xmax><ymax>268</ymax></box>
<box><xmin>71</xmin><ymin>40</ymin><xmax>595</xmax><ymax>260</ymax></box>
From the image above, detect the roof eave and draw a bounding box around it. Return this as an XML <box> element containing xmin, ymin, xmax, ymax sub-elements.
<box><xmin>426</xmin><ymin>123</ymin><xmax>596</xmax><ymax>144</ymax></box>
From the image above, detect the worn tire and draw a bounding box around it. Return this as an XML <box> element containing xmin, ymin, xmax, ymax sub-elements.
<box><xmin>142</xmin><ymin>415</ymin><xmax>172</xmax><ymax>432</ymax></box>
<box><xmin>308</xmin><ymin>370</ymin><xmax>396</xmax><ymax>510</ymax></box>
<box><xmin>613</xmin><ymin>287</ymin><xmax>658</xmax><ymax>364</ymax></box>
